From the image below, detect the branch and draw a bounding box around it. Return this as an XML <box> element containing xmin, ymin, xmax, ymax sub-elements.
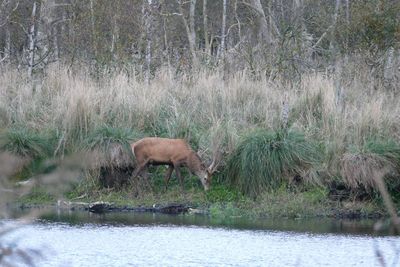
<box><xmin>0</xmin><ymin>0</ymin><xmax>19</xmax><ymax>28</ymax></box>
<box><xmin>9</xmin><ymin>19</ymin><xmax>28</xmax><ymax>35</ymax></box>
<box><xmin>312</xmin><ymin>25</ymin><xmax>334</xmax><ymax>50</ymax></box>
<box><xmin>0</xmin><ymin>55</ymin><xmax>8</xmax><ymax>64</ymax></box>
<box><xmin>159</xmin><ymin>12</ymin><xmax>182</xmax><ymax>17</ymax></box>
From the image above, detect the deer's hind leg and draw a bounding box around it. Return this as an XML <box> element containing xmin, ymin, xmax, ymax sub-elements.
<box><xmin>173</xmin><ymin>163</ymin><xmax>184</xmax><ymax>191</ymax></box>
<box><xmin>132</xmin><ymin>160</ymin><xmax>156</xmax><ymax>194</ymax></box>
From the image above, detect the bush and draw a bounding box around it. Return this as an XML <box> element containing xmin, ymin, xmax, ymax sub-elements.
<box><xmin>225</xmin><ymin>128</ymin><xmax>321</xmax><ymax>197</ymax></box>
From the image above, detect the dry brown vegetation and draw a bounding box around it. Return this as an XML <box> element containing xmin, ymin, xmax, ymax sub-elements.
<box><xmin>0</xmin><ymin>64</ymin><xmax>400</xmax><ymax>196</ymax></box>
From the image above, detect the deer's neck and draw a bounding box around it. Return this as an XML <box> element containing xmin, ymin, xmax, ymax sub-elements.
<box><xmin>187</xmin><ymin>152</ymin><xmax>205</xmax><ymax>175</ymax></box>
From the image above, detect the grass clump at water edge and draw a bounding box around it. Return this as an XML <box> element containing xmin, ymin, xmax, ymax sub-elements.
<box><xmin>341</xmin><ymin>139</ymin><xmax>400</xmax><ymax>200</ymax></box>
<box><xmin>225</xmin><ymin>128</ymin><xmax>322</xmax><ymax>197</ymax></box>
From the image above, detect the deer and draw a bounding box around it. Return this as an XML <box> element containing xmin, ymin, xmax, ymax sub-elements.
<box><xmin>130</xmin><ymin>137</ymin><xmax>219</xmax><ymax>191</ymax></box>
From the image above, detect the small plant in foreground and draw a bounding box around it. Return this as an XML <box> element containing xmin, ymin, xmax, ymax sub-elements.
<box><xmin>225</xmin><ymin>128</ymin><xmax>321</xmax><ymax>197</ymax></box>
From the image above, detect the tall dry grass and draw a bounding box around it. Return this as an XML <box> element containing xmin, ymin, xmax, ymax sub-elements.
<box><xmin>1</xmin><ymin>64</ymin><xmax>400</xmax><ymax>190</ymax></box>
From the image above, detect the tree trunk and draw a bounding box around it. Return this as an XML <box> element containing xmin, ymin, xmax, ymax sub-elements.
<box><xmin>178</xmin><ymin>0</ymin><xmax>198</xmax><ymax>67</ymax></box>
<box><xmin>4</xmin><ymin>25</ymin><xmax>11</xmax><ymax>64</ymax></box>
<box><xmin>217</xmin><ymin>0</ymin><xmax>227</xmax><ymax>62</ymax></box>
<box><xmin>189</xmin><ymin>0</ymin><xmax>196</xmax><ymax>50</ymax></box>
<box><xmin>234</xmin><ymin>0</ymin><xmax>241</xmax><ymax>43</ymax></box>
<box><xmin>189</xmin><ymin>0</ymin><xmax>197</xmax><ymax>66</ymax></box>
<box><xmin>111</xmin><ymin>10</ymin><xmax>119</xmax><ymax>60</ymax></box>
<box><xmin>330</xmin><ymin>0</ymin><xmax>341</xmax><ymax>51</ymax></box>
<box><xmin>345</xmin><ymin>0</ymin><xmax>349</xmax><ymax>52</ymax></box>
<box><xmin>28</xmin><ymin>1</ymin><xmax>38</xmax><ymax>78</ymax></box>
<box><xmin>89</xmin><ymin>0</ymin><xmax>96</xmax><ymax>59</ymax></box>
<box><xmin>203</xmin><ymin>0</ymin><xmax>210</xmax><ymax>56</ymax></box>
<box><xmin>250</xmin><ymin>0</ymin><xmax>272</xmax><ymax>44</ymax></box>
<box><xmin>144</xmin><ymin>0</ymin><xmax>153</xmax><ymax>84</ymax></box>
<box><xmin>38</xmin><ymin>0</ymin><xmax>56</xmax><ymax>66</ymax></box>
<box><xmin>162</xmin><ymin>2</ymin><xmax>171</xmax><ymax>74</ymax></box>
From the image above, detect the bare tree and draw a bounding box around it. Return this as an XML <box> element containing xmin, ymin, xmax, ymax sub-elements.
<box><xmin>89</xmin><ymin>0</ymin><xmax>96</xmax><ymax>60</ymax></box>
<box><xmin>110</xmin><ymin>6</ymin><xmax>119</xmax><ymax>60</ymax></box>
<box><xmin>203</xmin><ymin>0</ymin><xmax>210</xmax><ymax>56</ymax></box>
<box><xmin>144</xmin><ymin>0</ymin><xmax>153</xmax><ymax>84</ymax></box>
<box><xmin>249</xmin><ymin>0</ymin><xmax>273</xmax><ymax>44</ymax></box>
<box><xmin>0</xmin><ymin>1</ymin><xmax>19</xmax><ymax>64</ymax></box>
<box><xmin>177</xmin><ymin>0</ymin><xmax>198</xmax><ymax>66</ymax></box>
<box><xmin>217</xmin><ymin>0</ymin><xmax>227</xmax><ymax>62</ymax></box>
<box><xmin>27</xmin><ymin>1</ymin><xmax>38</xmax><ymax>78</ymax></box>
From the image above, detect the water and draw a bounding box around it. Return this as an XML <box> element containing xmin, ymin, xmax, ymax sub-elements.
<box><xmin>3</xmin><ymin>210</ymin><xmax>400</xmax><ymax>267</ymax></box>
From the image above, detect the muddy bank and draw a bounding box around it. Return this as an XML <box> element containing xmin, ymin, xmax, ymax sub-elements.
<box><xmin>13</xmin><ymin>200</ymin><xmax>385</xmax><ymax>220</ymax></box>
<box><xmin>16</xmin><ymin>201</ymin><xmax>195</xmax><ymax>215</ymax></box>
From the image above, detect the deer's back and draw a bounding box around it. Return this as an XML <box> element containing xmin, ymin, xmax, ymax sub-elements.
<box><xmin>131</xmin><ymin>137</ymin><xmax>193</xmax><ymax>164</ymax></box>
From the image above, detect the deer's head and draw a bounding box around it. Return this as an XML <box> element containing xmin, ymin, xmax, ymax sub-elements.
<box><xmin>197</xmin><ymin>156</ymin><xmax>220</xmax><ymax>191</ymax></box>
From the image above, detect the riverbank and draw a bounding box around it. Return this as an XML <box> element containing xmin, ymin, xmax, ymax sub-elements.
<box><xmin>13</xmin><ymin>183</ymin><xmax>385</xmax><ymax>220</ymax></box>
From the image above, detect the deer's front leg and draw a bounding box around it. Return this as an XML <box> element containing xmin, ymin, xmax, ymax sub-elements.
<box><xmin>164</xmin><ymin>165</ymin><xmax>174</xmax><ymax>190</ymax></box>
<box><xmin>132</xmin><ymin>160</ymin><xmax>148</xmax><ymax>179</ymax></box>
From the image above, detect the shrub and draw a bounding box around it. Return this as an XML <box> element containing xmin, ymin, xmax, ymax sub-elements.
<box><xmin>225</xmin><ymin>128</ymin><xmax>321</xmax><ymax>197</ymax></box>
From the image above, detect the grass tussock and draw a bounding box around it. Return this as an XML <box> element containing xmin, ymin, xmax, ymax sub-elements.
<box><xmin>0</xmin><ymin>128</ymin><xmax>54</xmax><ymax>159</ymax></box>
<box><xmin>341</xmin><ymin>140</ymin><xmax>400</xmax><ymax>191</ymax></box>
<box><xmin>84</xmin><ymin>125</ymin><xmax>139</xmax><ymax>167</ymax></box>
<box><xmin>83</xmin><ymin>125</ymin><xmax>141</xmax><ymax>188</ymax></box>
<box><xmin>225</xmin><ymin>129</ymin><xmax>321</xmax><ymax>196</ymax></box>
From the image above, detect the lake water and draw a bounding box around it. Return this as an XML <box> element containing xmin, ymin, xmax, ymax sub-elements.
<box><xmin>3</xmin><ymin>210</ymin><xmax>400</xmax><ymax>267</ymax></box>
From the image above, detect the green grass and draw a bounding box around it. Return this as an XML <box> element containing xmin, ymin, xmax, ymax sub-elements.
<box><xmin>0</xmin><ymin>127</ymin><xmax>55</xmax><ymax>158</ymax></box>
<box><xmin>209</xmin><ymin>202</ymin><xmax>242</xmax><ymax>218</ymax></box>
<box><xmin>205</xmin><ymin>185</ymin><xmax>243</xmax><ymax>203</ymax></box>
<box><xmin>225</xmin><ymin>128</ymin><xmax>321</xmax><ymax>196</ymax></box>
<box><xmin>17</xmin><ymin>187</ymin><xmax>55</xmax><ymax>205</ymax></box>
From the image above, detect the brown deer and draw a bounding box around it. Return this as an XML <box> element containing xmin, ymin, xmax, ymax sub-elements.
<box><xmin>131</xmin><ymin>137</ymin><xmax>219</xmax><ymax>191</ymax></box>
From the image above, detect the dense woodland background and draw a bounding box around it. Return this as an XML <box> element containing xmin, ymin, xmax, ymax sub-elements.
<box><xmin>0</xmin><ymin>0</ymin><xmax>399</xmax><ymax>86</ymax></box>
